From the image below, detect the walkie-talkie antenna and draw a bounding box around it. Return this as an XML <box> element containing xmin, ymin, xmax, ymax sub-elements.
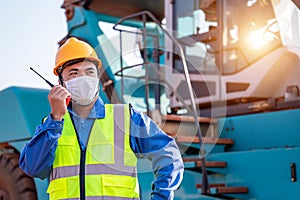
<box><xmin>29</xmin><ymin>67</ymin><xmax>71</xmax><ymax>105</ymax></box>
<box><xmin>30</xmin><ymin>67</ymin><xmax>54</xmax><ymax>87</ymax></box>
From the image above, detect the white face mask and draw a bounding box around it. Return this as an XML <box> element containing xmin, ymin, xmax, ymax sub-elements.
<box><xmin>65</xmin><ymin>76</ymin><xmax>99</xmax><ymax>106</ymax></box>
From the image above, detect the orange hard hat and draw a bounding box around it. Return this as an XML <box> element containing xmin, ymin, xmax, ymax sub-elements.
<box><xmin>53</xmin><ymin>37</ymin><xmax>102</xmax><ymax>76</ymax></box>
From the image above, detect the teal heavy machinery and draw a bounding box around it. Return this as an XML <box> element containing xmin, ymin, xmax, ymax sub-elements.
<box><xmin>1</xmin><ymin>0</ymin><xmax>300</xmax><ymax>199</ymax></box>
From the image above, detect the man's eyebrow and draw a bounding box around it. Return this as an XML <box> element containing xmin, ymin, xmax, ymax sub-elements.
<box><xmin>86</xmin><ymin>67</ymin><xmax>97</xmax><ymax>71</ymax></box>
<box><xmin>67</xmin><ymin>68</ymin><xmax>79</xmax><ymax>73</ymax></box>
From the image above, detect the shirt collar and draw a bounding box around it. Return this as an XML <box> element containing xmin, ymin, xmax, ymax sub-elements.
<box><xmin>67</xmin><ymin>97</ymin><xmax>105</xmax><ymax>119</ymax></box>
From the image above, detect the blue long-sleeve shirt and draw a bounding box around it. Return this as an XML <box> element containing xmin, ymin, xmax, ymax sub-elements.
<box><xmin>19</xmin><ymin>97</ymin><xmax>184</xmax><ymax>199</ymax></box>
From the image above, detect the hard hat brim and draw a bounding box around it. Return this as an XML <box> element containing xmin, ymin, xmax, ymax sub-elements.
<box><xmin>54</xmin><ymin>57</ymin><xmax>102</xmax><ymax>76</ymax></box>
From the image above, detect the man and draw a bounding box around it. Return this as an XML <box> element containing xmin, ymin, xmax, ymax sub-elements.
<box><xmin>19</xmin><ymin>37</ymin><xmax>184</xmax><ymax>200</ymax></box>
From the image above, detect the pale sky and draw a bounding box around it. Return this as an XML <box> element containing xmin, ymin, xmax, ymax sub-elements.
<box><xmin>0</xmin><ymin>1</ymin><xmax>67</xmax><ymax>91</ymax></box>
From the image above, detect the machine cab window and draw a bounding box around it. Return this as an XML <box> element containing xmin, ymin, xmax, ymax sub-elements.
<box><xmin>173</xmin><ymin>0</ymin><xmax>281</xmax><ymax>75</ymax></box>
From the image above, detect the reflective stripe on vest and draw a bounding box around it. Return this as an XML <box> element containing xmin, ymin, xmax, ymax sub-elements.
<box><xmin>47</xmin><ymin>104</ymin><xmax>139</xmax><ymax>200</ymax></box>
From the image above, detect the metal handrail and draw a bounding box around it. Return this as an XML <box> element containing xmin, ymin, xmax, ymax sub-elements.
<box><xmin>113</xmin><ymin>61</ymin><xmax>199</xmax><ymax>113</ymax></box>
<box><xmin>113</xmin><ymin>11</ymin><xmax>210</xmax><ymax>194</ymax></box>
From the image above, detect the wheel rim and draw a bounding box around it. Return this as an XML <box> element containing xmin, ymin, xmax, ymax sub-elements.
<box><xmin>0</xmin><ymin>190</ymin><xmax>9</xmax><ymax>200</ymax></box>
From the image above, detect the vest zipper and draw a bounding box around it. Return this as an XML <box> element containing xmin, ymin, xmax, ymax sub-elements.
<box><xmin>79</xmin><ymin>120</ymin><xmax>95</xmax><ymax>200</ymax></box>
<box><xmin>69</xmin><ymin>112</ymin><xmax>87</xmax><ymax>200</ymax></box>
<box><xmin>80</xmin><ymin>149</ymin><xmax>86</xmax><ymax>200</ymax></box>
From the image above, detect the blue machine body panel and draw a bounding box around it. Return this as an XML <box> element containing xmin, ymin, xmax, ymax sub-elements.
<box><xmin>136</xmin><ymin>108</ymin><xmax>300</xmax><ymax>199</ymax></box>
<box><xmin>0</xmin><ymin>86</ymin><xmax>50</xmax><ymax>142</ymax></box>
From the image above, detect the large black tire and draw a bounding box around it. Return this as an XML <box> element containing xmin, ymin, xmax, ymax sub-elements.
<box><xmin>0</xmin><ymin>153</ymin><xmax>37</xmax><ymax>200</ymax></box>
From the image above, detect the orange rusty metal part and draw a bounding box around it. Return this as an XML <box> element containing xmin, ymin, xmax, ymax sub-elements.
<box><xmin>62</xmin><ymin>0</ymin><xmax>164</xmax><ymax>21</ymax></box>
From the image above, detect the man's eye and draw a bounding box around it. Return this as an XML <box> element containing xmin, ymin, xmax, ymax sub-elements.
<box><xmin>69</xmin><ymin>72</ymin><xmax>78</xmax><ymax>76</ymax></box>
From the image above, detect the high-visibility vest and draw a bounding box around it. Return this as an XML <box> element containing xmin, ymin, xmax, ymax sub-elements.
<box><xmin>47</xmin><ymin>104</ymin><xmax>140</xmax><ymax>200</ymax></box>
